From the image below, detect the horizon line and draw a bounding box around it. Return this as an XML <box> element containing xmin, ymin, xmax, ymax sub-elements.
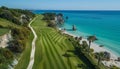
<box><xmin>1</xmin><ymin>6</ymin><xmax>120</xmax><ymax>11</ymax></box>
<box><xmin>30</xmin><ymin>9</ymin><xmax>120</xmax><ymax>11</ymax></box>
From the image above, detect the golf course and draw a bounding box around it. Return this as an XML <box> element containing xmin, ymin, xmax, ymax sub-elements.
<box><xmin>29</xmin><ymin>15</ymin><xmax>85</xmax><ymax>69</ymax></box>
<box><xmin>1</xmin><ymin>1</ymin><xmax>120</xmax><ymax>69</ymax></box>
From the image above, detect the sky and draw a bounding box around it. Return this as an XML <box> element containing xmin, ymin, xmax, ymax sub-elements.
<box><xmin>0</xmin><ymin>0</ymin><xmax>120</xmax><ymax>10</ymax></box>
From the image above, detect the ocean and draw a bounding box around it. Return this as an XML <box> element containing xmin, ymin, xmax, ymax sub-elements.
<box><xmin>32</xmin><ymin>10</ymin><xmax>120</xmax><ymax>56</ymax></box>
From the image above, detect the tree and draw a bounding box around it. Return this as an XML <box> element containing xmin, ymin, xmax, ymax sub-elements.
<box><xmin>42</xmin><ymin>13</ymin><xmax>56</xmax><ymax>20</ymax></box>
<box><xmin>95</xmin><ymin>52</ymin><xmax>104</xmax><ymax>65</ymax></box>
<box><xmin>47</xmin><ymin>21</ymin><xmax>56</xmax><ymax>28</ymax></box>
<box><xmin>82</xmin><ymin>41</ymin><xmax>88</xmax><ymax>52</ymax></box>
<box><xmin>87</xmin><ymin>35</ymin><xmax>97</xmax><ymax>54</ymax></box>
<box><xmin>1</xmin><ymin>6</ymin><xmax>9</xmax><ymax>10</ymax></box>
<box><xmin>0</xmin><ymin>48</ymin><xmax>13</xmax><ymax>68</ymax></box>
<box><xmin>0</xmin><ymin>6</ymin><xmax>35</xmax><ymax>25</ymax></box>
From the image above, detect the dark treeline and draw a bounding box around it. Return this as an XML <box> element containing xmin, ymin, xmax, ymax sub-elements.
<box><xmin>42</xmin><ymin>13</ymin><xmax>64</xmax><ymax>28</ymax></box>
<box><xmin>42</xmin><ymin>13</ymin><xmax>56</xmax><ymax>20</ymax></box>
<box><xmin>0</xmin><ymin>6</ymin><xmax>35</xmax><ymax>26</ymax></box>
<box><xmin>42</xmin><ymin>13</ymin><xmax>57</xmax><ymax>28</ymax></box>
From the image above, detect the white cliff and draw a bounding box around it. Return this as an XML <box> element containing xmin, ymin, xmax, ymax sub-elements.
<box><xmin>0</xmin><ymin>31</ymin><xmax>12</xmax><ymax>48</ymax></box>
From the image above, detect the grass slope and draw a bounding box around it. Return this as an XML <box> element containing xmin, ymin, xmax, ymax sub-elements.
<box><xmin>0</xmin><ymin>18</ymin><xmax>20</xmax><ymax>28</ymax></box>
<box><xmin>0</xmin><ymin>28</ymin><xmax>9</xmax><ymax>36</ymax></box>
<box><xmin>32</xmin><ymin>15</ymin><xmax>85</xmax><ymax>69</ymax></box>
<box><xmin>0</xmin><ymin>18</ymin><xmax>20</xmax><ymax>36</ymax></box>
<box><xmin>14</xmin><ymin>32</ymin><xmax>33</xmax><ymax>69</ymax></box>
<box><xmin>0</xmin><ymin>18</ymin><xmax>28</xmax><ymax>68</ymax></box>
<box><xmin>0</xmin><ymin>18</ymin><xmax>33</xmax><ymax>69</ymax></box>
<box><xmin>0</xmin><ymin>9</ymin><xmax>34</xmax><ymax>68</ymax></box>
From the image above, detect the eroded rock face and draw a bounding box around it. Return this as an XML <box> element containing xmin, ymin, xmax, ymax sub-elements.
<box><xmin>19</xmin><ymin>14</ymin><xmax>31</xmax><ymax>25</ymax></box>
<box><xmin>55</xmin><ymin>13</ymin><xmax>64</xmax><ymax>24</ymax></box>
<box><xmin>0</xmin><ymin>31</ymin><xmax>12</xmax><ymax>48</ymax></box>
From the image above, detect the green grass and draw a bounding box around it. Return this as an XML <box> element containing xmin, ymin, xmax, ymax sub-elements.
<box><xmin>0</xmin><ymin>18</ymin><xmax>19</xmax><ymax>36</ymax></box>
<box><xmin>32</xmin><ymin>15</ymin><xmax>85</xmax><ymax>69</ymax></box>
<box><xmin>0</xmin><ymin>18</ymin><xmax>20</xmax><ymax>28</ymax></box>
<box><xmin>0</xmin><ymin>28</ymin><xmax>9</xmax><ymax>36</ymax></box>
<box><xmin>14</xmin><ymin>32</ymin><xmax>34</xmax><ymax>69</ymax></box>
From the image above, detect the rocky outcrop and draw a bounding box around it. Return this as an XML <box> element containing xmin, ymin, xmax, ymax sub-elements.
<box><xmin>72</xmin><ymin>25</ymin><xmax>76</xmax><ymax>31</ymax></box>
<box><xmin>20</xmin><ymin>14</ymin><xmax>31</xmax><ymax>25</ymax></box>
<box><xmin>55</xmin><ymin>13</ymin><xmax>64</xmax><ymax>24</ymax></box>
<box><xmin>0</xmin><ymin>31</ymin><xmax>12</xmax><ymax>48</ymax></box>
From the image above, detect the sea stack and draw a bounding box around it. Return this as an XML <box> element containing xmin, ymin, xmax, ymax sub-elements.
<box><xmin>66</xmin><ymin>16</ymin><xmax>68</xmax><ymax>20</ymax></box>
<box><xmin>72</xmin><ymin>25</ymin><xmax>76</xmax><ymax>31</ymax></box>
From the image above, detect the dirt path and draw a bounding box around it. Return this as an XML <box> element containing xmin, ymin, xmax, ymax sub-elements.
<box><xmin>27</xmin><ymin>17</ymin><xmax>38</xmax><ymax>69</ymax></box>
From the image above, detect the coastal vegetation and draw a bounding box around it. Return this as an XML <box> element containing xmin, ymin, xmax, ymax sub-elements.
<box><xmin>87</xmin><ymin>36</ymin><xmax>97</xmax><ymax>54</ymax></box>
<box><xmin>0</xmin><ymin>6</ymin><xmax>35</xmax><ymax>68</ymax></box>
<box><xmin>0</xmin><ymin>48</ymin><xmax>13</xmax><ymax>69</ymax></box>
<box><xmin>0</xmin><ymin>6</ymin><xmax>35</xmax><ymax>26</ymax></box>
<box><xmin>42</xmin><ymin>13</ymin><xmax>56</xmax><ymax>20</ymax></box>
<box><xmin>67</xmin><ymin>35</ymin><xmax>107</xmax><ymax>69</ymax></box>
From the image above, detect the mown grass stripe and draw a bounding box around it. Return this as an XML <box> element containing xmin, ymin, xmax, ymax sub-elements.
<box><xmin>54</xmin><ymin>36</ymin><xmax>63</xmax><ymax>43</ymax></box>
<box><xmin>44</xmin><ymin>34</ymin><xmax>56</xmax><ymax>69</ymax></box>
<box><xmin>46</xmin><ymin>33</ymin><xmax>68</xmax><ymax>69</ymax></box>
<box><xmin>41</xmin><ymin>34</ymin><xmax>50</xmax><ymax>69</ymax></box>
<box><xmin>32</xmin><ymin>30</ymin><xmax>43</xmax><ymax>69</ymax></box>
<box><xmin>31</xmin><ymin>15</ymin><xmax>87</xmax><ymax>69</ymax></box>
<box><xmin>57</xmin><ymin>36</ymin><xmax>65</xmax><ymax>43</ymax></box>
<box><xmin>52</xmin><ymin>33</ymin><xmax>61</xmax><ymax>40</ymax></box>
<box><xmin>42</xmin><ymin>35</ymin><xmax>54</xmax><ymax>69</ymax></box>
<box><xmin>57</xmin><ymin>43</ymin><xmax>67</xmax><ymax>51</ymax></box>
<box><xmin>37</xmin><ymin>33</ymin><xmax>46</xmax><ymax>69</ymax></box>
<box><xmin>43</xmin><ymin>32</ymin><xmax>64</xmax><ymax>69</ymax></box>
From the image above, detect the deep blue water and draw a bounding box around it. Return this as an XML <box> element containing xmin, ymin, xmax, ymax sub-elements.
<box><xmin>32</xmin><ymin>10</ymin><xmax>120</xmax><ymax>56</ymax></box>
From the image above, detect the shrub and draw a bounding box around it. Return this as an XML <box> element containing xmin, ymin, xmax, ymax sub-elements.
<box><xmin>42</xmin><ymin>13</ymin><xmax>56</xmax><ymax>20</ymax></box>
<box><xmin>0</xmin><ymin>6</ymin><xmax>35</xmax><ymax>25</ymax></box>
<box><xmin>0</xmin><ymin>48</ymin><xmax>13</xmax><ymax>68</ymax></box>
<box><xmin>47</xmin><ymin>21</ymin><xmax>56</xmax><ymax>28</ymax></box>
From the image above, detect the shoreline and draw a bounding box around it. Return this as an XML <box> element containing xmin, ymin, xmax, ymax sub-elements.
<box><xmin>59</xmin><ymin>28</ymin><xmax>120</xmax><ymax>67</ymax></box>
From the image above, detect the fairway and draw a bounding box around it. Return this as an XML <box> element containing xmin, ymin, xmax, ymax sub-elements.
<box><xmin>31</xmin><ymin>15</ymin><xmax>85</xmax><ymax>69</ymax></box>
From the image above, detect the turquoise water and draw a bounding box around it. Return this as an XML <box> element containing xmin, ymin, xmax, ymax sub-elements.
<box><xmin>33</xmin><ymin>10</ymin><xmax>120</xmax><ymax>56</ymax></box>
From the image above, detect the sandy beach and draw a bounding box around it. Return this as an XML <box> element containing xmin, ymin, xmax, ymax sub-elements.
<box><xmin>59</xmin><ymin>28</ymin><xmax>120</xmax><ymax>67</ymax></box>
